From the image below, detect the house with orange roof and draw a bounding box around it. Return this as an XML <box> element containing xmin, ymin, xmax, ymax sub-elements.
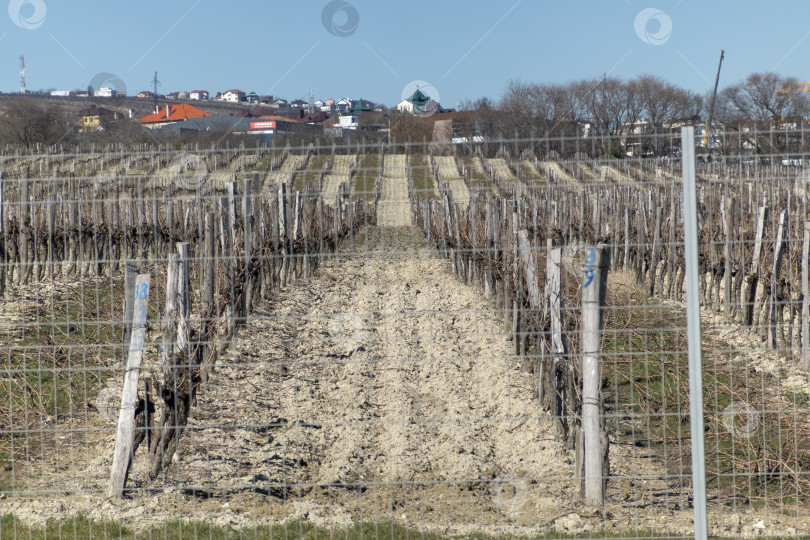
<box><xmin>138</xmin><ymin>103</ymin><xmax>211</xmax><ymax>129</ymax></box>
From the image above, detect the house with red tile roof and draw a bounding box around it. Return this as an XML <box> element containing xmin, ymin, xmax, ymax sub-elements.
<box><xmin>138</xmin><ymin>103</ymin><xmax>211</xmax><ymax>128</ymax></box>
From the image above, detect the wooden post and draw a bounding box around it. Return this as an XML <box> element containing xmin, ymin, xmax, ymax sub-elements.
<box><xmin>243</xmin><ymin>179</ymin><xmax>253</xmax><ymax>315</ymax></box>
<box><xmin>228</xmin><ymin>182</ymin><xmax>238</xmax><ymax>254</ymax></box>
<box><xmin>176</xmin><ymin>242</ymin><xmax>191</xmax><ymax>356</ymax></box>
<box><xmin>19</xmin><ymin>177</ymin><xmax>29</xmax><ymax>284</ymax></box>
<box><xmin>202</xmin><ymin>213</ymin><xmax>215</xmax><ymax>316</ymax></box>
<box><xmin>581</xmin><ymin>244</ymin><xmax>609</xmax><ymax>506</ymax></box>
<box><xmin>107</xmin><ymin>273</ymin><xmax>151</xmax><ymax>499</ymax></box>
<box><xmin>544</xmin><ymin>242</ymin><xmax>567</xmax><ymax>428</ymax></box>
<box><xmin>0</xmin><ymin>176</ymin><xmax>5</xmax><ymax>296</ymax></box>
<box><xmin>278</xmin><ymin>183</ymin><xmax>289</xmax><ymax>285</ymax></box>
<box><xmin>122</xmin><ymin>261</ymin><xmax>138</xmax><ymax>362</ymax></box>
<box><xmin>46</xmin><ymin>191</ymin><xmax>55</xmax><ymax>282</ymax></box>
<box><xmin>161</xmin><ymin>255</ymin><xmax>180</xmax><ymax>373</ymax></box>
<box><xmin>722</xmin><ymin>196</ymin><xmax>733</xmax><ymax>320</ymax></box>
<box><xmin>201</xmin><ymin>212</ymin><xmax>216</xmax><ymax>379</ymax></box>
<box><xmin>623</xmin><ymin>208</ymin><xmax>630</xmax><ymax>273</ymax></box>
<box><xmin>745</xmin><ymin>205</ymin><xmax>768</xmax><ymax>325</ymax></box>
<box><xmin>802</xmin><ymin>222</ymin><xmax>810</xmax><ymax>371</ymax></box>
<box><xmin>649</xmin><ymin>206</ymin><xmax>662</xmax><ymax>296</ymax></box>
<box><xmin>219</xmin><ymin>197</ymin><xmax>236</xmax><ymax>341</ymax></box>
<box><xmin>767</xmin><ymin>210</ymin><xmax>787</xmax><ymax>349</ymax></box>
<box><xmin>152</xmin><ymin>192</ymin><xmax>160</xmax><ymax>260</ymax></box>
<box><xmin>517</xmin><ymin>230</ymin><xmax>541</xmax><ymax>308</ymax></box>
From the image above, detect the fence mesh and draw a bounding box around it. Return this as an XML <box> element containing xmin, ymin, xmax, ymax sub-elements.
<box><xmin>1</xmin><ymin>133</ymin><xmax>810</xmax><ymax>538</ymax></box>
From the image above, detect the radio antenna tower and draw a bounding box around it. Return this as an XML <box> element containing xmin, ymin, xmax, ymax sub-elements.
<box><xmin>19</xmin><ymin>56</ymin><xmax>25</xmax><ymax>95</ymax></box>
<box><xmin>305</xmin><ymin>85</ymin><xmax>315</xmax><ymax>114</ymax></box>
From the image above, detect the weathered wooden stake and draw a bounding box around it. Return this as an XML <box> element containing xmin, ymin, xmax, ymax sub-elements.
<box><xmin>107</xmin><ymin>273</ymin><xmax>151</xmax><ymax>499</ymax></box>
<box><xmin>767</xmin><ymin>210</ymin><xmax>787</xmax><ymax>349</ymax></box>
<box><xmin>802</xmin><ymin>222</ymin><xmax>810</xmax><ymax>371</ymax></box>
<box><xmin>122</xmin><ymin>261</ymin><xmax>138</xmax><ymax>361</ymax></box>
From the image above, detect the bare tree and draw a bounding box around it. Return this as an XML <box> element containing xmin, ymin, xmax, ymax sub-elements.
<box><xmin>716</xmin><ymin>72</ymin><xmax>810</xmax><ymax>155</ymax></box>
<box><xmin>629</xmin><ymin>75</ymin><xmax>701</xmax><ymax>155</ymax></box>
<box><xmin>0</xmin><ymin>98</ymin><xmax>73</xmax><ymax>148</ymax></box>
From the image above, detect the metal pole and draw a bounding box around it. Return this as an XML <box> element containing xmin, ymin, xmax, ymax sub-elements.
<box><xmin>681</xmin><ymin>126</ymin><xmax>708</xmax><ymax>540</ymax></box>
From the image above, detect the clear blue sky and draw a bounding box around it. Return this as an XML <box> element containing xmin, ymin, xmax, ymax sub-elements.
<box><xmin>2</xmin><ymin>0</ymin><xmax>809</xmax><ymax>108</ymax></box>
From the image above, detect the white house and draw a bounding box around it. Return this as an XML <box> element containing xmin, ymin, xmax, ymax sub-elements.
<box><xmin>221</xmin><ymin>89</ymin><xmax>246</xmax><ymax>102</ymax></box>
<box><xmin>336</xmin><ymin>98</ymin><xmax>353</xmax><ymax>113</ymax></box>
<box><xmin>94</xmin><ymin>87</ymin><xmax>116</xmax><ymax>98</ymax></box>
<box><xmin>338</xmin><ymin>115</ymin><xmax>359</xmax><ymax>130</ymax></box>
<box><xmin>190</xmin><ymin>90</ymin><xmax>209</xmax><ymax>100</ymax></box>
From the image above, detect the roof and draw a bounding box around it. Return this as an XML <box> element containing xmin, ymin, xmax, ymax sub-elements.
<box><xmin>138</xmin><ymin>103</ymin><xmax>211</xmax><ymax>124</ymax></box>
<box><xmin>164</xmin><ymin>114</ymin><xmax>252</xmax><ymax>134</ymax></box>
<box><xmin>190</xmin><ymin>90</ymin><xmax>208</xmax><ymax>94</ymax></box>
<box><xmin>258</xmin><ymin>115</ymin><xmax>296</xmax><ymax>123</ymax></box>
<box><xmin>401</xmin><ymin>88</ymin><xmax>445</xmax><ymax>115</ymax></box>
<box><xmin>234</xmin><ymin>106</ymin><xmax>277</xmax><ymax>118</ymax></box>
<box><xmin>303</xmin><ymin>111</ymin><xmax>328</xmax><ymax>123</ymax></box>
<box><xmin>224</xmin><ymin>89</ymin><xmax>245</xmax><ymax>94</ymax></box>
<box><xmin>406</xmin><ymin>88</ymin><xmax>430</xmax><ymax>106</ymax></box>
<box><xmin>351</xmin><ymin>99</ymin><xmax>373</xmax><ymax>113</ymax></box>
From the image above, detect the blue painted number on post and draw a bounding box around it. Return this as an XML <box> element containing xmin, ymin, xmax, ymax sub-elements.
<box><xmin>134</xmin><ymin>282</ymin><xmax>149</xmax><ymax>301</ymax></box>
<box><xmin>583</xmin><ymin>248</ymin><xmax>596</xmax><ymax>288</ymax></box>
<box><xmin>135</xmin><ymin>305</ymin><xmax>148</xmax><ymax>325</ymax></box>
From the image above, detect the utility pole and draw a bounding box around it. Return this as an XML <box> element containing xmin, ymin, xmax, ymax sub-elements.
<box><xmin>152</xmin><ymin>71</ymin><xmax>160</xmax><ymax>109</ymax></box>
<box><xmin>19</xmin><ymin>56</ymin><xmax>25</xmax><ymax>95</ymax></box>
<box><xmin>701</xmin><ymin>50</ymin><xmax>725</xmax><ymax>149</ymax></box>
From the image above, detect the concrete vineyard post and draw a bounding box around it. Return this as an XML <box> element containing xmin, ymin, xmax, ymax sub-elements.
<box><xmin>581</xmin><ymin>244</ymin><xmax>609</xmax><ymax>506</ymax></box>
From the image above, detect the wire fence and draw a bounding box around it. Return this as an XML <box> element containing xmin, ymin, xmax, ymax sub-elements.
<box><xmin>0</xmin><ymin>131</ymin><xmax>810</xmax><ymax>538</ymax></box>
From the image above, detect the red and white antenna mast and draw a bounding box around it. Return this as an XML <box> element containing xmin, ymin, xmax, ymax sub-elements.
<box><xmin>19</xmin><ymin>56</ymin><xmax>25</xmax><ymax>95</ymax></box>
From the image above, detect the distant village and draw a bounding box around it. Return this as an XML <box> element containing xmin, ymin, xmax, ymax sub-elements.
<box><xmin>44</xmin><ymin>85</ymin><xmax>453</xmax><ymax>141</ymax></box>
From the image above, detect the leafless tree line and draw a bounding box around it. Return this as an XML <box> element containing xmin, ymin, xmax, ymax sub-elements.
<box><xmin>454</xmin><ymin>72</ymin><xmax>810</xmax><ymax>159</ymax></box>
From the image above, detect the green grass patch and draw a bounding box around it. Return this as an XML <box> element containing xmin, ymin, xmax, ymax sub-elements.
<box><xmin>410</xmin><ymin>154</ymin><xmax>437</xmax><ymax>199</ymax></box>
<box><xmin>517</xmin><ymin>162</ymin><xmax>548</xmax><ymax>184</ymax></box>
<box><xmin>0</xmin><ymin>514</ymin><xmax>687</xmax><ymax>540</ymax></box>
<box><xmin>352</xmin><ymin>154</ymin><xmax>379</xmax><ymax>202</ymax></box>
<box><xmin>292</xmin><ymin>155</ymin><xmax>323</xmax><ymax>192</ymax></box>
<box><xmin>601</xmin><ymin>272</ymin><xmax>810</xmax><ymax>506</ymax></box>
<box><xmin>457</xmin><ymin>157</ymin><xmax>491</xmax><ymax>187</ymax></box>
<box><xmin>0</xmin><ymin>269</ymin><xmax>168</xmax><ymax>481</ymax></box>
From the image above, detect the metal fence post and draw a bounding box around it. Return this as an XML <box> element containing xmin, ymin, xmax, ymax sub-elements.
<box><xmin>681</xmin><ymin>126</ymin><xmax>708</xmax><ymax>540</ymax></box>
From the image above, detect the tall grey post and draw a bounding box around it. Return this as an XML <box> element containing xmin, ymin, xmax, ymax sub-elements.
<box><xmin>581</xmin><ymin>244</ymin><xmax>609</xmax><ymax>506</ymax></box>
<box><xmin>681</xmin><ymin>126</ymin><xmax>708</xmax><ymax>540</ymax></box>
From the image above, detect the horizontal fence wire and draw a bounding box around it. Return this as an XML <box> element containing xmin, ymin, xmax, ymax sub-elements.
<box><xmin>0</xmin><ymin>133</ymin><xmax>809</xmax><ymax>538</ymax></box>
